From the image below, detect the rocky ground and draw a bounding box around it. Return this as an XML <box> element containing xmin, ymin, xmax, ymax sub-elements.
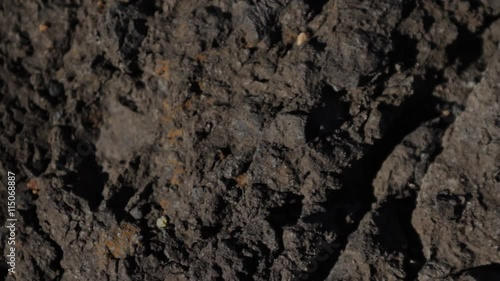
<box><xmin>0</xmin><ymin>0</ymin><xmax>499</xmax><ymax>280</ymax></box>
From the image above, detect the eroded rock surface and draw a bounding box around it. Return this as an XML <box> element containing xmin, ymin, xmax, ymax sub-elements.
<box><xmin>0</xmin><ymin>0</ymin><xmax>499</xmax><ymax>280</ymax></box>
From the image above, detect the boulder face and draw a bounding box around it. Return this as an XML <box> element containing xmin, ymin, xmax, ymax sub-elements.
<box><xmin>0</xmin><ymin>0</ymin><xmax>499</xmax><ymax>280</ymax></box>
<box><xmin>412</xmin><ymin>51</ymin><xmax>500</xmax><ymax>280</ymax></box>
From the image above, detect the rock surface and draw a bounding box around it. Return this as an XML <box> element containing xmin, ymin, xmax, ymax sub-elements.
<box><xmin>0</xmin><ymin>0</ymin><xmax>499</xmax><ymax>280</ymax></box>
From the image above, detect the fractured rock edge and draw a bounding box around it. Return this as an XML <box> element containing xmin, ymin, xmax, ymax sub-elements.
<box><xmin>412</xmin><ymin>29</ymin><xmax>500</xmax><ymax>281</ymax></box>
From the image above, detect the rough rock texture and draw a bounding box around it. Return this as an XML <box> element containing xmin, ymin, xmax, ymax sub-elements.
<box><xmin>413</xmin><ymin>43</ymin><xmax>500</xmax><ymax>281</ymax></box>
<box><xmin>0</xmin><ymin>0</ymin><xmax>499</xmax><ymax>280</ymax></box>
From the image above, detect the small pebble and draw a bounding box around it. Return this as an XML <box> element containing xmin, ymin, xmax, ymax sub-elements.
<box><xmin>296</xmin><ymin>32</ymin><xmax>309</xmax><ymax>46</ymax></box>
<box><xmin>130</xmin><ymin>207</ymin><xmax>142</xmax><ymax>219</ymax></box>
<box><xmin>156</xmin><ymin>216</ymin><xmax>168</xmax><ymax>228</ymax></box>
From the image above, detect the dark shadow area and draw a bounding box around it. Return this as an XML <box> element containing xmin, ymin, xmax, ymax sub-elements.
<box><xmin>69</xmin><ymin>154</ymin><xmax>108</xmax><ymax>211</ymax></box>
<box><xmin>107</xmin><ymin>185</ymin><xmax>136</xmax><ymax>222</ymax></box>
<box><xmin>467</xmin><ymin>263</ymin><xmax>500</xmax><ymax>281</ymax></box>
<box><xmin>452</xmin><ymin>263</ymin><xmax>500</xmax><ymax>281</ymax></box>
<box><xmin>302</xmin><ymin>69</ymin><xmax>446</xmax><ymax>281</ymax></box>
<box><xmin>305</xmin><ymin>84</ymin><xmax>349</xmax><ymax>143</ymax></box>
<box><xmin>303</xmin><ymin>0</ymin><xmax>329</xmax><ymax>17</ymax></box>
<box><xmin>267</xmin><ymin>193</ymin><xmax>304</xmax><ymax>227</ymax></box>
<box><xmin>58</xmin><ymin>129</ymin><xmax>108</xmax><ymax>211</ymax></box>
<box><xmin>446</xmin><ymin>24</ymin><xmax>483</xmax><ymax>73</ymax></box>
<box><xmin>375</xmin><ymin>197</ymin><xmax>426</xmax><ymax>281</ymax></box>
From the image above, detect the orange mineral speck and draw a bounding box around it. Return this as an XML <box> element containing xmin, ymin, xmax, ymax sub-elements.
<box><xmin>167</xmin><ymin>129</ymin><xmax>183</xmax><ymax>144</ymax></box>
<box><xmin>195</xmin><ymin>53</ymin><xmax>207</xmax><ymax>62</ymax></box>
<box><xmin>39</xmin><ymin>23</ymin><xmax>50</xmax><ymax>32</ymax></box>
<box><xmin>155</xmin><ymin>60</ymin><xmax>170</xmax><ymax>79</ymax></box>
<box><xmin>104</xmin><ymin>223</ymin><xmax>140</xmax><ymax>259</ymax></box>
<box><xmin>159</xmin><ymin>198</ymin><xmax>169</xmax><ymax>210</ymax></box>
<box><xmin>27</xmin><ymin>178</ymin><xmax>40</xmax><ymax>194</ymax></box>
<box><xmin>235</xmin><ymin>173</ymin><xmax>249</xmax><ymax>187</ymax></box>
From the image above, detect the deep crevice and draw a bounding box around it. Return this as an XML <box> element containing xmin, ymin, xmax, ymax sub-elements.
<box><xmin>375</xmin><ymin>195</ymin><xmax>426</xmax><ymax>281</ymax></box>
<box><xmin>303</xmin><ymin>69</ymin><xmax>446</xmax><ymax>281</ymax></box>
<box><xmin>303</xmin><ymin>0</ymin><xmax>329</xmax><ymax>18</ymax></box>
<box><xmin>453</xmin><ymin>263</ymin><xmax>500</xmax><ymax>280</ymax></box>
<box><xmin>446</xmin><ymin>24</ymin><xmax>483</xmax><ymax>73</ymax></box>
<box><xmin>18</xmin><ymin>206</ymin><xmax>65</xmax><ymax>279</ymax></box>
<box><xmin>305</xmin><ymin>84</ymin><xmax>349</xmax><ymax>143</ymax></box>
<box><xmin>134</xmin><ymin>182</ymin><xmax>161</xmax><ymax>257</ymax></box>
<box><xmin>107</xmin><ymin>185</ymin><xmax>136</xmax><ymax>222</ymax></box>
<box><xmin>118</xmin><ymin>95</ymin><xmax>140</xmax><ymax>113</ymax></box>
<box><xmin>62</xmin><ymin>147</ymin><xmax>108</xmax><ymax>211</ymax></box>
<box><xmin>266</xmin><ymin>193</ymin><xmax>303</xmax><ymax>228</ymax></box>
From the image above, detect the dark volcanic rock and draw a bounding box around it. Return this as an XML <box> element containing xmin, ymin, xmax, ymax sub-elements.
<box><xmin>0</xmin><ymin>0</ymin><xmax>499</xmax><ymax>280</ymax></box>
